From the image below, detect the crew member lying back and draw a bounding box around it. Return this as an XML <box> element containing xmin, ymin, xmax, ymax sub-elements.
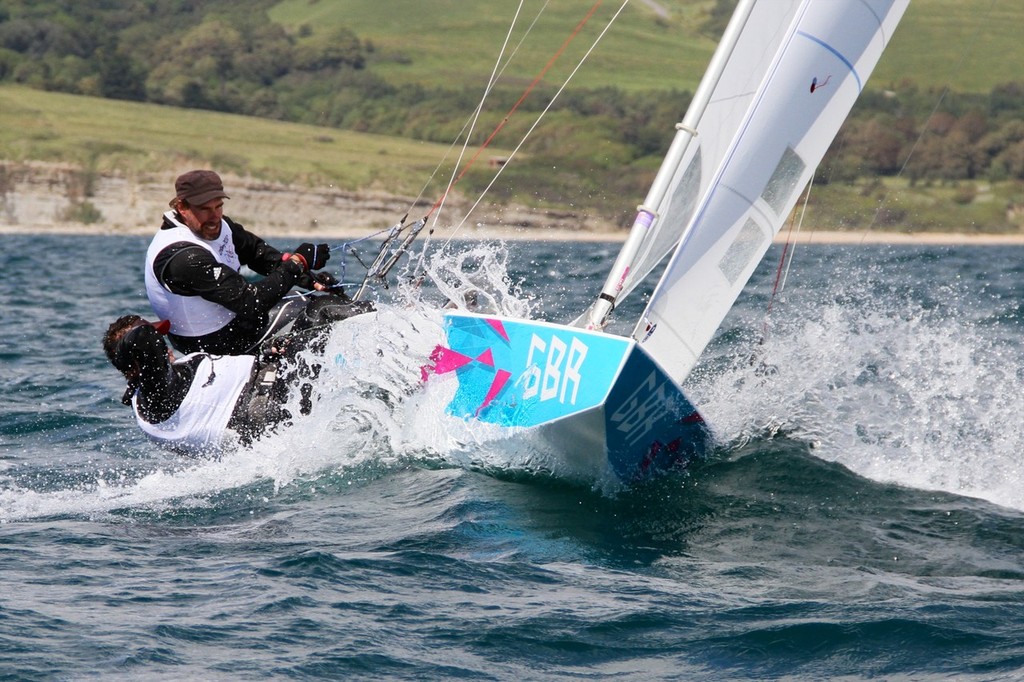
<box><xmin>103</xmin><ymin>298</ymin><xmax>371</xmax><ymax>454</ymax></box>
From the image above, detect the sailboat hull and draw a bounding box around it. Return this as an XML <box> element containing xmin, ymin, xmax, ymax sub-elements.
<box><xmin>424</xmin><ymin>312</ymin><xmax>712</xmax><ymax>484</ymax></box>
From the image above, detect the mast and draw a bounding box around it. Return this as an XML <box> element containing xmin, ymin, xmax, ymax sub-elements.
<box><xmin>580</xmin><ymin>0</ymin><xmax>758</xmax><ymax>331</ymax></box>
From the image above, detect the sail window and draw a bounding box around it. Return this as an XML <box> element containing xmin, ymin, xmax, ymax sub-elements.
<box><xmin>762</xmin><ymin>146</ymin><xmax>806</xmax><ymax>215</ymax></box>
<box><xmin>718</xmin><ymin>218</ymin><xmax>766</xmax><ymax>285</ymax></box>
<box><xmin>665</xmin><ymin>147</ymin><xmax>702</xmax><ymax>233</ymax></box>
<box><xmin>626</xmin><ymin>148</ymin><xmax>703</xmax><ymax>296</ymax></box>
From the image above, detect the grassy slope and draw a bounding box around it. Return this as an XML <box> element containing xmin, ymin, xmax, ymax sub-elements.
<box><xmin>874</xmin><ymin>0</ymin><xmax>1024</xmax><ymax>94</ymax></box>
<box><xmin>2</xmin><ymin>1</ymin><xmax>1023</xmax><ymax>232</ymax></box>
<box><xmin>0</xmin><ymin>85</ymin><xmax>463</xmax><ymax>195</ymax></box>
<box><xmin>269</xmin><ymin>0</ymin><xmax>716</xmax><ymax>92</ymax></box>
<box><xmin>268</xmin><ymin>0</ymin><xmax>1021</xmax><ymax>94</ymax></box>
<box><xmin>810</xmin><ymin>177</ymin><xmax>1024</xmax><ymax>236</ymax></box>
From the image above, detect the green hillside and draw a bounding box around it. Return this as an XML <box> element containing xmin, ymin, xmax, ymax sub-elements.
<box><xmin>267</xmin><ymin>0</ymin><xmax>717</xmax><ymax>93</ymax></box>
<box><xmin>3</xmin><ymin>82</ymin><xmax>1021</xmax><ymax>236</ymax></box>
<box><xmin>267</xmin><ymin>0</ymin><xmax>1022</xmax><ymax>94</ymax></box>
<box><xmin>0</xmin><ymin>85</ymin><xmax>462</xmax><ymax>195</ymax></box>
<box><xmin>875</xmin><ymin>0</ymin><xmax>1023</xmax><ymax>94</ymax></box>
<box><xmin>2</xmin><ymin>0</ymin><xmax>1024</xmax><ymax>234</ymax></box>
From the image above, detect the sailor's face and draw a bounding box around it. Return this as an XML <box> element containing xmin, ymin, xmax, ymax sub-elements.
<box><xmin>181</xmin><ymin>199</ymin><xmax>224</xmax><ymax>240</ymax></box>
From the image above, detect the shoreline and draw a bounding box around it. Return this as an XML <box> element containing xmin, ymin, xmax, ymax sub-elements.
<box><xmin>3</xmin><ymin>162</ymin><xmax>1024</xmax><ymax>245</ymax></box>
<box><xmin>4</xmin><ymin>223</ymin><xmax>1024</xmax><ymax>245</ymax></box>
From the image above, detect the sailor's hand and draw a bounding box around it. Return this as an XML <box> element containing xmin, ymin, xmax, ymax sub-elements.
<box><xmin>295</xmin><ymin>270</ymin><xmax>339</xmax><ymax>292</ymax></box>
<box><xmin>310</xmin><ymin>270</ymin><xmax>340</xmax><ymax>292</ymax></box>
<box><xmin>293</xmin><ymin>243</ymin><xmax>330</xmax><ymax>271</ymax></box>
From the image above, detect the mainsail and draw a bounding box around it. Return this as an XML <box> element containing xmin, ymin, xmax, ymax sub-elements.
<box><xmin>619</xmin><ymin>0</ymin><xmax>909</xmax><ymax>384</ymax></box>
<box><xmin>614</xmin><ymin>0</ymin><xmax>808</xmax><ymax>310</ymax></box>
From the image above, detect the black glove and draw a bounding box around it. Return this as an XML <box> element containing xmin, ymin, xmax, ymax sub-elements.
<box><xmin>310</xmin><ymin>270</ymin><xmax>339</xmax><ymax>290</ymax></box>
<box><xmin>295</xmin><ymin>270</ymin><xmax>340</xmax><ymax>292</ymax></box>
<box><xmin>293</xmin><ymin>243</ymin><xmax>330</xmax><ymax>271</ymax></box>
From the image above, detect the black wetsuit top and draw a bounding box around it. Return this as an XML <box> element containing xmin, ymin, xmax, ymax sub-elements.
<box><xmin>121</xmin><ymin>324</ymin><xmax>201</xmax><ymax>424</ymax></box>
<box><xmin>152</xmin><ymin>214</ymin><xmax>306</xmax><ymax>355</ymax></box>
<box><xmin>119</xmin><ymin>324</ymin><xmax>291</xmax><ymax>443</ymax></box>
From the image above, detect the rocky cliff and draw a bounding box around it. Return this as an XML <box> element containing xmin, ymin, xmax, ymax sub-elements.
<box><xmin>0</xmin><ymin>162</ymin><xmax>620</xmax><ymax>240</ymax></box>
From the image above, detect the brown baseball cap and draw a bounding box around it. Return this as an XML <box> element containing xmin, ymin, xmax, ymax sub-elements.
<box><xmin>174</xmin><ymin>170</ymin><xmax>229</xmax><ymax>206</ymax></box>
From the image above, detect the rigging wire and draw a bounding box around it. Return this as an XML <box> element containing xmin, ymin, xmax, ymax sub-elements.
<box><xmin>406</xmin><ymin>0</ymin><xmax>551</xmax><ymax>224</ymax></box>
<box><xmin>365</xmin><ymin>0</ymin><xmax>528</xmax><ymax>293</ymax></box>
<box><xmin>430</xmin><ymin>0</ymin><xmax>527</xmax><ymax>234</ymax></box>
<box><xmin>410</xmin><ymin>0</ymin><xmax>551</xmax><ymax>282</ymax></box>
<box><xmin>760</xmin><ymin>176</ymin><xmax>814</xmax><ymax>341</ymax></box>
<box><xmin>780</xmin><ymin>174</ymin><xmax>814</xmax><ymax>290</ymax></box>
<box><xmin>770</xmin><ymin>176</ymin><xmax>814</xmax><ymax>299</ymax></box>
<box><xmin>431</xmin><ymin>0</ymin><xmax>607</xmax><ymax>227</ymax></box>
<box><xmin>335</xmin><ymin>0</ymin><xmax>626</xmax><ymax>300</ymax></box>
<box><xmin>408</xmin><ymin>0</ymin><xmax>612</xmax><ymax>285</ymax></box>
<box><xmin>333</xmin><ymin>1</ymin><xmax>554</xmax><ymax>297</ymax></box>
<box><xmin>442</xmin><ymin>0</ymin><xmax>630</xmax><ymax>247</ymax></box>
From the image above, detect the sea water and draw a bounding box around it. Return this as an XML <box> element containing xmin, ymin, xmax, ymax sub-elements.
<box><xmin>3</xmin><ymin>233</ymin><xmax>1024</xmax><ymax>680</ymax></box>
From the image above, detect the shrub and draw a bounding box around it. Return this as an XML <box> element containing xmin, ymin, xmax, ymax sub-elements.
<box><xmin>60</xmin><ymin>200</ymin><xmax>103</xmax><ymax>224</ymax></box>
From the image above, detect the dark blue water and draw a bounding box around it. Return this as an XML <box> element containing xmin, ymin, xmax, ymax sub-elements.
<box><xmin>4</xmin><ymin>233</ymin><xmax>1024</xmax><ymax>680</ymax></box>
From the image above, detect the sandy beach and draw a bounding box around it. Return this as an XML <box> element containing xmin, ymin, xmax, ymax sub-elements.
<box><xmin>3</xmin><ymin>162</ymin><xmax>1024</xmax><ymax>245</ymax></box>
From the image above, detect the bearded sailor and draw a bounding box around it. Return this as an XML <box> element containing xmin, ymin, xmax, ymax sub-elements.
<box><xmin>145</xmin><ymin>169</ymin><xmax>336</xmax><ymax>356</ymax></box>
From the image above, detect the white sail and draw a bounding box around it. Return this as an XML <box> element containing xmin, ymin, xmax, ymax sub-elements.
<box><xmin>634</xmin><ymin>0</ymin><xmax>909</xmax><ymax>384</ymax></box>
<box><xmin>616</xmin><ymin>0</ymin><xmax>805</xmax><ymax>308</ymax></box>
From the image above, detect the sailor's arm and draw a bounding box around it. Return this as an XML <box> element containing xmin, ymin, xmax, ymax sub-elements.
<box><xmin>154</xmin><ymin>243</ymin><xmax>305</xmax><ymax>317</ymax></box>
<box><xmin>121</xmin><ymin>324</ymin><xmax>193</xmax><ymax>423</ymax></box>
<box><xmin>225</xmin><ymin>217</ymin><xmax>288</xmax><ymax>276</ymax></box>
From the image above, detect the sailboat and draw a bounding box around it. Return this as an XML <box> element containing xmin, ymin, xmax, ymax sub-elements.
<box><xmin>417</xmin><ymin>0</ymin><xmax>910</xmax><ymax>485</ymax></box>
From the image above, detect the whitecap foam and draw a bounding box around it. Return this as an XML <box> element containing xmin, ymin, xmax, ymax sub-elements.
<box><xmin>692</xmin><ymin>267</ymin><xmax>1024</xmax><ymax>511</ymax></box>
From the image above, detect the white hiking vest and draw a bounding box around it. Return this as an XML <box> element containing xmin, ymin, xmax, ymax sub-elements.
<box><xmin>145</xmin><ymin>212</ymin><xmax>242</xmax><ymax>337</ymax></box>
<box><xmin>133</xmin><ymin>353</ymin><xmax>255</xmax><ymax>454</ymax></box>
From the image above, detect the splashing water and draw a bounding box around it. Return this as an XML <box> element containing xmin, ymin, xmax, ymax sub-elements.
<box><xmin>1</xmin><ymin>241</ymin><xmax>545</xmax><ymax>522</ymax></box>
<box><xmin>690</xmin><ymin>253</ymin><xmax>1024</xmax><ymax>511</ymax></box>
<box><xmin>403</xmin><ymin>240</ymin><xmax>535</xmax><ymax>318</ymax></box>
<box><xmin>294</xmin><ymin>240</ymin><xmax>596</xmax><ymax>488</ymax></box>
<box><xmin>5</xmin><ymin>240</ymin><xmax>1024</xmax><ymax>520</ymax></box>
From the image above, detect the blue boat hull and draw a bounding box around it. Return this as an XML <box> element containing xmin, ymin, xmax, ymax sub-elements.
<box><xmin>423</xmin><ymin>312</ymin><xmax>713</xmax><ymax>484</ymax></box>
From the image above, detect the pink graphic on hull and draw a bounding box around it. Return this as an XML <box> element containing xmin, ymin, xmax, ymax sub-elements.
<box><xmin>420</xmin><ymin>316</ymin><xmax>515</xmax><ymax>417</ymax></box>
<box><xmin>421</xmin><ymin>345</ymin><xmax>472</xmax><ymax>382</ymax></box>
<box><xmin>477</xmin><ymin>369</ymin><xmax>512</xmax><ymax>416</ymax></box>
<box><xmin>476</xmin><ymin>348</ymin><xmax>495</xmax><ymax>367</ymax></box>
<box><xmin>486</xmin><ymin>318</ymin><xmax>510</xmax><ymax>342</ymax></box>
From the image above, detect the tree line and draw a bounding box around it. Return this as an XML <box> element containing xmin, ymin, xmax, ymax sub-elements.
<box><xmin>2</xmin><ymin>0</ymin><xmax>1024</xmax><ymax>207</ymax></box>
<box><xmin>824</xmin><ymin>82</ymin><xmax>1024</xmax><ymax>186</ymax></box>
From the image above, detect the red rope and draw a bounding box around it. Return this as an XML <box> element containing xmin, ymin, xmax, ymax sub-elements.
<box><xmin>427</xmin><ymin>0</ymin><xmax>604</xmax><ymax>218</ymax></box>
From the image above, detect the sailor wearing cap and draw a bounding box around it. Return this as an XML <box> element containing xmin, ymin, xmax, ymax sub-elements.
<box><xmin>144</xmin><ymin>169</ymin><xmax>335</xmax><ymax>356</ymax></box>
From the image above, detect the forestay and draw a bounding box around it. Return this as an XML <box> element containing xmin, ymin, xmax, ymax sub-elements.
<box><xmin>634</xmin><ymin>0</ymin><xmax>909</xmax><ymax>384</ymax></box>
